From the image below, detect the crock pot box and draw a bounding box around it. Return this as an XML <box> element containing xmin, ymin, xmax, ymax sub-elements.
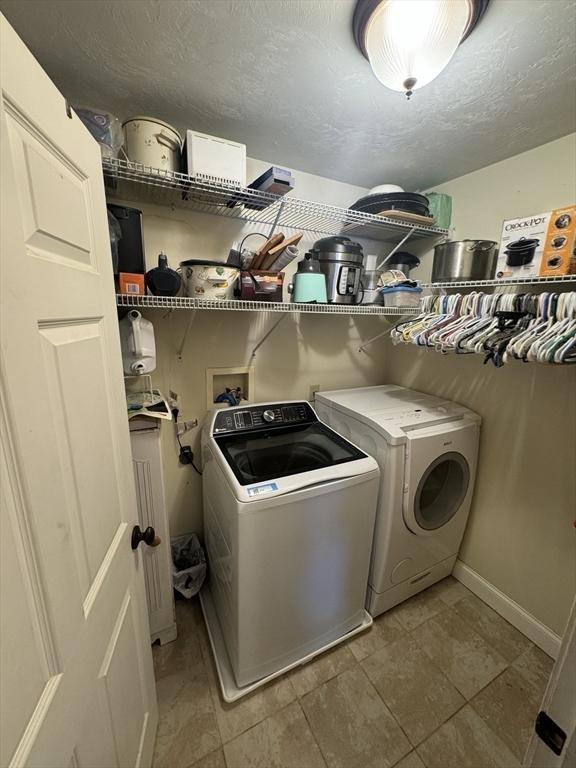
<box><xmin>496</xmin><ymin>205</ymin><xmax>576</xmax><ymax>280</ymax></box>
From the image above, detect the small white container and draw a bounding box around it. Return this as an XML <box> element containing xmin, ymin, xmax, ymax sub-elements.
<box><xmin>180</xmin><ymin>260</ymin><xmax>239</xmax><ymax>300</ymax></box>
<box><xmin>380</xmin><ymin>286</ymin><xmax>422</xmax><ymax>307</ymax></box>
<box><xmin>122</xmin><ymin>116</ymin><xmax>182</xmax><ymax>172</ymax></box>
<box><xmin>183</xmin><ymin>130</ymin><xmax>246</xmax><ymax>186</ymax></box>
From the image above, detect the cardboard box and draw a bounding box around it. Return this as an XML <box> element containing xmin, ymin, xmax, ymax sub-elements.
<box><xmin>496</xmin><ymin>205</ymin><xmax>576</xmax><ymax>280</ymax></box>
<box><xmin>118</xmin><ymin>272</ymin><xmax>145</xmax><ymax>295</ymax></box>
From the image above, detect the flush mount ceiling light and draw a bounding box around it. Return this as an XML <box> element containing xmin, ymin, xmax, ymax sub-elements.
<box><xmin>353</xmin><ymin>0</ymin><xmax>490</xmax><ymax>99</ymax></box>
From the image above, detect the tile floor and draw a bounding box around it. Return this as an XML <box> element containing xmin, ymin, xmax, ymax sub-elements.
<box><xmin>152</xmin><ymin>578</ymin><xmax>553</xmax><ymax>768</ymax></box>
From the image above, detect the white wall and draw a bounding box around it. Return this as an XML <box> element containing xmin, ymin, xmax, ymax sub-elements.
<box><xmin>120</xmin><ymin>157</ymin><xmax>393</xmax><ymax>536</ymax></box>
<box><xmin>384</xmin><ymin>134</ymin><xmax>576</xmax><ymax>637</ymax></box>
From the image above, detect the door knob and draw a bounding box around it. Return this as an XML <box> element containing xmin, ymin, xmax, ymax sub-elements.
<box><xmin>131</xmin><ymin>525</ymin><xmax>161</xmax><ymax>550</ymax></box>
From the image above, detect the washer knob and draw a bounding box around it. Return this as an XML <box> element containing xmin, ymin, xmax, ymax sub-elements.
<box><xmin>263</xmin><ymin>409</ymin><xmax>275</xmax><ymax>422</ymax></box>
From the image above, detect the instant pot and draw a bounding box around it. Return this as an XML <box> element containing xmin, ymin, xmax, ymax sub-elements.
<box><xmin>310</xmin><ymin>236</ymin><xmax>364</xmax><ymax>304</ymax></box>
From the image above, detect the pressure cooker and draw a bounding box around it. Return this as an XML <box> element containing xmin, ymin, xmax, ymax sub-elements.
<box><xmin>310</xmin><ymin>236</ymin><xmax>364</xmax><ymax>304</ymax></box>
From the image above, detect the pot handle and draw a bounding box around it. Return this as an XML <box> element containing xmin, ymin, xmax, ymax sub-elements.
<box><xmin>466</xmin><ymin>241</ymin><xmax>493</xmax><ymax>252</ymax></box>
<box><xmin>156</xmin><ymin>130</ymin><xmax>181</xmax><ymax>151</ymax></box>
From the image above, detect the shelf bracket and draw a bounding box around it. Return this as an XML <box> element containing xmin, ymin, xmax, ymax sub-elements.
<box><xmin>268</xmin><ymin>198</ymin><xmax>287</xmax><ymax>238</ymax></box>
<box><xmin>376</xmin><ymin>226</ymin><xmax>417</xmax><ymax>272</ymax></box>
<box><xmin>250</xmin><ymin>313</ymin><xmax>288</xmax><ymax>361</ymax></box>
<box><xmin>358</xmin><ymin>314</ymin><xmax>411</xmax><ymax>353</ymax></box>
<box><xmin>176</xmin><ymin>310</ymin><xmax>197</xmax><ymax>360</ymax></box>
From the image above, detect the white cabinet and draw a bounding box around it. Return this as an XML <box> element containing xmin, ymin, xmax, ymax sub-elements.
<box><xmin>130</xmin><ymin>421</ymin><xmax>177</xmax><ymax>645</ymax></box>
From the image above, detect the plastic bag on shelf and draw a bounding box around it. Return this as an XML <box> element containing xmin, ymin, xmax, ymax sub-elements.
<box><xmin>170</xmin><ymin>533</ymin><xmax>206</xmax><ymax>599</ymax></box>
<box><xmin>75</xmin><ymin>106</ymin><xmax>123</xmax><ymax>158</ymax></box>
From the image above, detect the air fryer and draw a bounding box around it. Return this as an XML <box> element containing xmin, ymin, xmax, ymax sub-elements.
<box><xmin>505</xmin><ymin>237</ymin><xmax>539</xmax><ymax>267</ymax></box>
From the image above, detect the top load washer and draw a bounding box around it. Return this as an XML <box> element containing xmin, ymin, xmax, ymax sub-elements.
<box><xmin>315</xmin><ymin>386</ymin><xmax>481</xmax><ymax>616</ymax></box>
<box><xmin>200</xmin><ymin>401</ymin><xmax>379</xmax><ymax>698</ymax></box>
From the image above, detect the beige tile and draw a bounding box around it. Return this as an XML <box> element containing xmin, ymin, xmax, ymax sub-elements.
<box><xmin>204</xmin><ymin>653</ymin><xmax>297</xmax><ymax>744</ymax></box>
<box><xmin>153</xmin><ymin>663</ymin><xmax>221</xmax><ymax>768</ymax></box>
<box><xmin>224</xmin><ymin>701</ymin><xmax>325</xmax><ymax>768</ymax></box>
<box><xmin>153</xmin><ymin>624</ymin><xmax>204</xmax><ymax>681</ymax></box>
<box><xmin>471</xmin><ymin>665</ymin><xmax>545</xmax><ymax>761</ymax></box>
<box><xmin>289</xmin><ymin>643</ymin><xmax>356</xmax><ymax>697</ymax></box>
<box><xmin>454</xmin><ymin>594</ymin><xmax>532</xmax><ymax>663</ymax></box>
<box><xmin>391</xmin><ymin>587</ymin><xmax>448</xmax><ymax>632</ymax></box>
<box><xmin>361</xmin><ymin>635</ymin><xmax>464</xmax><ymax>746</ymax></box>
<box><xmin>411</xmin><ymin>609</ymin><xmax>507</xmax><ymax>699</ymax></box>
<box><xmin>190</xmin><ymin>748</ymin><xmax>226</xmax><ymax>768</ymax></box>
<box><xmin>428</xmin><ymin>576</ymin><xmax>471</xmax><ymax>607</ymax></box>
<box><xmin>512</xmin><ymin>644</ymin><xmax>554</xmax><ymax>695</ymax></box>
<box><xmin>346</xmin><ymin>611</ymin><xmax>405</xmax><ymax>662</ymax></box>
<box><xmin>392</xmin><ymin>752</ymin><xmax>426</xmax><ymax>768</ymax></box>
<box><xmin>417</xmin><ymin>705</ymin><xmax>520</xmax><ymax>768</ymax></box>
<box><xmin>301</xmin><ymin>666</ymin><xmax>411</xmax><ymax>768</ymax></box>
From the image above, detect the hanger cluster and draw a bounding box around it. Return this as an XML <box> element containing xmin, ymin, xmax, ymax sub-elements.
<box><xmin>390</xmin><ymin>292</ymin><xmax>576</xmax><ymax>367</ymax></box>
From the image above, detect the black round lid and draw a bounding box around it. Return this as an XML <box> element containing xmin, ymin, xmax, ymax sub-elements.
<box><xmin>312</xmin><ymin>236</ymin><xmax>363</xmax><ymax>256</ymax></box>
<box><xmin>297</xmin><ymin>252</ymin><xmax>322</xmax><ymax>273</ymax></box>
<box><xmin>386</xmin><ymin>251</ymin><xmax>421</xmax><ymax>267</ymax></box>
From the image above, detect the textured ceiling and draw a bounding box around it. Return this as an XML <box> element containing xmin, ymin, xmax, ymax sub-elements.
<box><xmin>2</xmin><ymin>0</ymin><xmax>575</xmax><ymax>189</ymax></box>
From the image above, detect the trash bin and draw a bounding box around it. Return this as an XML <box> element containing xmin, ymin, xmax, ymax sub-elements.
<box><xmin>171</xmin><ymin>533</ymin><xmax>206</xmax><ymax>599</ymax></box>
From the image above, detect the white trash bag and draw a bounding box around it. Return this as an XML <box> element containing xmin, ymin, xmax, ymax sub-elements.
<box><xmin>171</xmin><ymin>533</ymin><xmax>206</xmax><ymax>599</ymax></box>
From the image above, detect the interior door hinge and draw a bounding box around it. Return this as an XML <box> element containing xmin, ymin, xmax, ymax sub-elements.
<box><xmin>65</xmin><ymin>100</ymin><xmax>73</xmax><ymax>119</ymax></box>
<box><xmin>535</xmin><ymin>711</ymin><xmax>567</xmax><ymax>756</ymax></box>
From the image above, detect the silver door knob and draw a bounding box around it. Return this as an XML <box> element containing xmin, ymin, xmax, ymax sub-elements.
<box><xmin>263</xmin><ymin>409</ymin><xmax>275</xmax><ymax>422</ymax></box>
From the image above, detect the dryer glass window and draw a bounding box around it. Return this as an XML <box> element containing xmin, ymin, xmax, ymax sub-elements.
<box><xmin>216</xmin><ymin>423</ymin><xmax>366</xmax><ymax>486</ymax></box>
<box><xmin>414</xmin><ymin>452</ymin><xmax>470</xmax><ymax>530</ymax></box>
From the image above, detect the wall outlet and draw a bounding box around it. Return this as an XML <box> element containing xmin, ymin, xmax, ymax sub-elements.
<box><xmin>309</xmin><ymin>384</ymin><xmax>320</xmax><ymax>401</ymax></box>
<box><xmin>176</xmin><ymin>418</ymin><xmax>198</xmax><ymax>437</ymax></box>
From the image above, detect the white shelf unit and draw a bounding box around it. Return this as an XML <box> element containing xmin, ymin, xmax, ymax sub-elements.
<box><xmin>116</xmin><ymin>294</ymin><xmax>420</xmax><ymax>316</ymax></box>
<box><xmin>420</xmin><ymin>275</ymin><xmax>576</xmax><ymax>289</ymax></box>
<box><xmin>103</xmin><ymin>158</ymin><xmax>448</xmax><ymax>243</ymax></box>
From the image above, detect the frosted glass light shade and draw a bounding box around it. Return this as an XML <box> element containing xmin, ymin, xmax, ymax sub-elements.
<box><xmin>365</xmin><ymin>0</ymin><xmax>473</xmax><ymax>96</ymax></box>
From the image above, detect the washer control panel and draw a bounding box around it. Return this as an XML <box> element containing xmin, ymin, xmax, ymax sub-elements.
<box><xmin>213</xmin><ymin>402</ymin><xmax>315</xmax><ymax>434</ymax></box>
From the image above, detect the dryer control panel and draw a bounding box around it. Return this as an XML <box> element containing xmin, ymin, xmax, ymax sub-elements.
<box><xmin>213</xmin><ymin>402</ymin><xmax>315</xmax><ymax>434</ymax></box>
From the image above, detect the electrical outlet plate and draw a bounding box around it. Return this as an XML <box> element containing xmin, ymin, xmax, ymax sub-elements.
<box><xmin>309</xmin><ymin>384</ymin><xmax>320</xmax><ymax>401</ymax></box>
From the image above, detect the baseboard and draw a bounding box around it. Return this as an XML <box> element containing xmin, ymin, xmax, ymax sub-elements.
<box><xmin>453</xmin><ymin>560</ymin><xmax>561</xmax><ymax>659</ymax></box>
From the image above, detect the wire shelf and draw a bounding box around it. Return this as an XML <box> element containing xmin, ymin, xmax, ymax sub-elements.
<box><xmin>420</xmin><ymin>275</ymin><xmax>576</xmax><ymax>289</ymax></box>
<box><xmin>116</xmin><ymin>294</ymin><xmax>420</xmax><ymax>316</ymax></box>
<box><xmin>103</xmin><ymin>158</ymin><xmax>448</xmax><ymax>243</ymax></box>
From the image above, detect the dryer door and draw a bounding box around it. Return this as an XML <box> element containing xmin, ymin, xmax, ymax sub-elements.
<box><xmin>402</xmin><ymin>421</ymin><xmax>478</xmax><ymax>537</ymax></box>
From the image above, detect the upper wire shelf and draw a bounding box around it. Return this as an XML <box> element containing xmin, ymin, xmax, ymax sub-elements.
<box><xmin>102</xmin><ymin>158</ymin><xmax>448</xmax><ymax>243</ymax></box>
<box><xmin>116</xmin><ymin>294</ymin><xmax>419</xmax><ymax>316</ymax></box>
<box><xmin>420</xmin><ymin>275</ymin><xmax>576</xmax><ymax>289</ymax></box>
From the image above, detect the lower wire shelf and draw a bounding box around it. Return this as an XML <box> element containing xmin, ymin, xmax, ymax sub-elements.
<box><xmin>116</xmin><ymin>294</ymin><xmax>420</xmax><ymax>316</ymax></box>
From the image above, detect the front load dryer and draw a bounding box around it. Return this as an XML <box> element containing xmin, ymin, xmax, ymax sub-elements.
<box><xmin>315</xmin><ymin>386</ymin><xmax>480</xmax><ymax>616</ymax></box>
<box><xmin>200</xmin><ymin>401</ymin><xmax>379</xmax><ymax>700</ymax></box>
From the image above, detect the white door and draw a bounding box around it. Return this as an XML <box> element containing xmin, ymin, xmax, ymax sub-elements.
<box><xmin>524</xmin><ymin>597</ymin><xmax>576</xmax><ymax>767</ymax></box>
<box><xmin>0</xmin><ymin>14</ymin><xmax>157</xmax><ymax>768</ymax></box>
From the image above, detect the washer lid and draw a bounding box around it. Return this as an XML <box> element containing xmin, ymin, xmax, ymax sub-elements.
<box><xmin>315</xmin><ymin>386</ymin><xmax>479</xmax><ymax>445</ymax></box>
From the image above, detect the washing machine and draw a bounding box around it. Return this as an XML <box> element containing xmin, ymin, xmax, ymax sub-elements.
<box><xmin>200</xmin><ymin>401</ymin><xmax>379</xmax><ymax>700</ymax></box>
<box><xmin>315</xmin><ymin>386</ymin><xmax>481</xmax><ymax>616</ymax></box>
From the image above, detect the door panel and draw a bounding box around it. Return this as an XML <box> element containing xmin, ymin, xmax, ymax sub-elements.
<box><xmin>1</xmin><ymin>14</ymin><xmax>157</xmax><ymax>767</ymax></box>
<box><xmin>5</xmin><ymin>109</ymin><xmax>94</xmax><ymax>268</ymax></box>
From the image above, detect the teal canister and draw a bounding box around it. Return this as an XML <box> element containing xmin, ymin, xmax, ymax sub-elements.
<box><xmin>288</xmin><ymin>252</ymin><xmax>328</xmax><ymax>303</ymax></box>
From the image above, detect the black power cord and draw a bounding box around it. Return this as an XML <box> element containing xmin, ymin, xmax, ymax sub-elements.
<box><xmin>172</xmin><ymin>407</ymin><xmax>202</xmax><ymax>475</ymax></box>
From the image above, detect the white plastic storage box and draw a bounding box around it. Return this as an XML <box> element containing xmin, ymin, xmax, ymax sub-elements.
<box><xmin>380</xmin><ymin>285</ymin><xmax>422</xmax><ymax>307</ymax></box>
<box><xmin>183</xmin><ymin>130</ymin><xmax>246</xmax><ymax>186</ymax></box>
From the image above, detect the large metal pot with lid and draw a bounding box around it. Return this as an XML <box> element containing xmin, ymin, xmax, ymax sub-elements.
<box><xmin>310</xmin><ymin>236</ymin><xmax>364</xmax><ymax>303</ymax></box>
<box><xmin>432</xmin><ymin>240</ymin><xmax>498</xmax><ymax>283</ymax></box>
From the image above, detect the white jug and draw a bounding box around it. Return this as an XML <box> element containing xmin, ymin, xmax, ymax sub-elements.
<box><xmin>119</xmin><ymin>310</ymin><xmax>156</xmax><ymax>375</ymax></box>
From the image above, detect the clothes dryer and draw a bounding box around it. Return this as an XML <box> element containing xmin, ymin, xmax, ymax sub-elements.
<box><xmin>315</xmin><ymin>386</ymin><xmax>480</xmax><ymax>616</ymax></box>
